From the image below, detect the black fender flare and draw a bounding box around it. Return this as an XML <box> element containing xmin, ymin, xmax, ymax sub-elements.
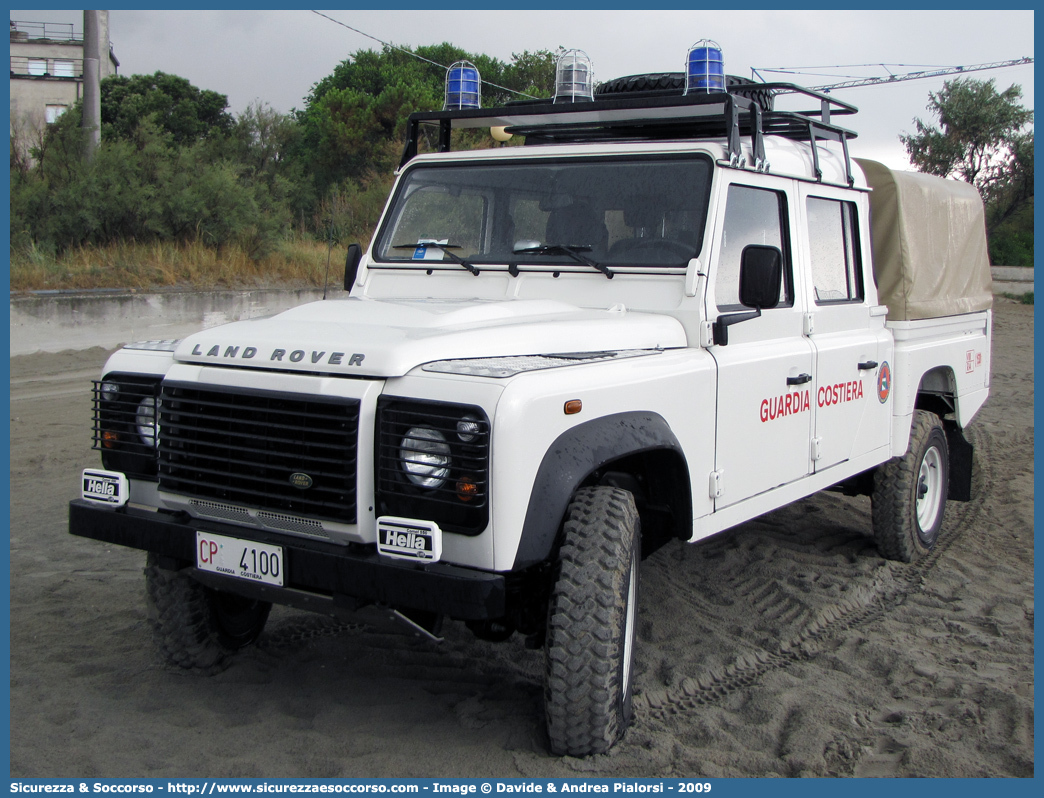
<box><xmin>512</xmin><ymin>411</ymin><xmax>688</xmax><ymax>569</ymax></box>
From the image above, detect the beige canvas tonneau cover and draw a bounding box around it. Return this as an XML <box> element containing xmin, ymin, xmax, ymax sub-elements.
<box><xmin>855</xmin><ymin>158</ymin><xmax>993</xmax><ymax>321</ymax></box>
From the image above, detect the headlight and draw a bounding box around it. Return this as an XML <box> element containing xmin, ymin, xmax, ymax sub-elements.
<box><xmin>400</xmin><ymin>426</ymin><xmax>451</xmax><ymax>489</ymax></box>
<box><xmin>92</xmin><ymin>374</ymin><xmax>162</xmax><ymax>479</ymax></box>
<box><xmin>136</xmin><ymin>397</ymin><xmax>159</xmax><ymax>448</ymax></box>
<box><xmin>377</xmin><ymin>397</ymin><xmax>490</xmax><ymax>535</ymax></box>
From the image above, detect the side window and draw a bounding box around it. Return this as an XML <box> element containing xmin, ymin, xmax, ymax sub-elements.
<box><xmin>807</xmin><ymin>197</ymin><xmax>863</xmax><ymax>303</ymax></box>
<box><xmin>715</xmin><ymin>184</ymin><xmax>790</xmax><ymax>310</ymax></box>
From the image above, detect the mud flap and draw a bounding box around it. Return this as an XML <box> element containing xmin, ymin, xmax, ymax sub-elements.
<box><xmin>945</xmin><ymin>425</ymin><xmax>974</xmax><ymax>502</ymax></box>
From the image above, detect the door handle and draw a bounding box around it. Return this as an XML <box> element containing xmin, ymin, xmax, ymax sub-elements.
<box><xmin>858</xmin><ymin>360</ymin><xmax>879</xmax><ymax>371</ymax></box>
<box><xmin>787</xmin><ymin>373</ymin><xmax>812</xmax><ymax>386</ymax></box>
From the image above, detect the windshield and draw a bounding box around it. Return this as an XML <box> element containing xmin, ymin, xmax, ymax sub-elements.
<box><xmin>373</xmin><ymin>155</ymin><xmax>713</xmax><ymax>271</ymax></box>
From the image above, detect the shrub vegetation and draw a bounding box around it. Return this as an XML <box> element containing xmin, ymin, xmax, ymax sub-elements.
<box><xmin>10</xmin><ymin>54</ymin><xmax>1031</xmax><ymax>291</ymax></box>
<box><xmin>11</xmin><ymin>48</ymin><xmax>553</xmax><ymax>290</ymax></box>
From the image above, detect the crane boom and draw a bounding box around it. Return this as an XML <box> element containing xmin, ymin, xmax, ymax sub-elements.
<box><xmin>761</xmin><ymin>57</ymin><xmax>1033</xmax><ymax>93</ymax></box>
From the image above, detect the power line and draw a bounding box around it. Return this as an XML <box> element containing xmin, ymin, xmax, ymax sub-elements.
<box><xmin>310</xmin><ymin>11</ymin><xmax>445</xmax><ymax>70</ymax></box>
<box><xmin>309</xmin><ymin>10</ymin><xmax>537</xmax><ymax>100</ymax></box>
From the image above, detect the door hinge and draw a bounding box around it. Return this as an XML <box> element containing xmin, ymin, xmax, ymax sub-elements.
<box><xmin>803</xmin><ymin>313</ymin><xmax>815</xmax><ymax>336</ymax></box>
<box><xmin>811</xmin><ymin>436</ymin><xmax>822</xmax><ymax>462</ymax></box>
<box><xmin>700</xmin><ymin>321</ymin><xmax>714</xmax><ymax>348</ymax></box>
<box><xmin>709</xmin><ymin>469</ymin><xmax>724</xmax><ymax>499</ymax></box>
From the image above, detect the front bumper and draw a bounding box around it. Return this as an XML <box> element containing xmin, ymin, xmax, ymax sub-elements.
<box><xmin>68</xmin><ymin>500</ymin><xmax>506</xmax><ymax>621</ymax></box>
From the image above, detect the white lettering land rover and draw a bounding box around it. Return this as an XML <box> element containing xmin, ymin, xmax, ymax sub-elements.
<box><xmin>70</xmin><ymin>66</ymin><xmax>992</xmax><ymax>756</ymax></box>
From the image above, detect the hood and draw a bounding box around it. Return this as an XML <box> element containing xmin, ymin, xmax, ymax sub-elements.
<box><xmin>173</xmin><ymin>297</ymin><xmax>687</xmax><ymax>377</ymax></box>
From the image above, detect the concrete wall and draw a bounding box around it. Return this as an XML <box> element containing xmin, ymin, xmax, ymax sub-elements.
<box><xmin>9</xmin><ymin>269</ymin><xmax>1030</xmax><ymax>357</ymax></box>
<box><xmin>10</xmin><ymin>288</ymin><xmax>328</xmax><ymax>357</ymax></box>
<box><xmin>990</xmin><ymin>266</ymin><xmax>1034</xmax><ymax>295</ymax></box>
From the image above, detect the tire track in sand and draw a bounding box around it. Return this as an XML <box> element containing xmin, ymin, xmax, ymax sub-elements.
<box><xmin>636</xmin><ymin>425</ymin><xmax>994</xmax><ymax>719</ymax></box>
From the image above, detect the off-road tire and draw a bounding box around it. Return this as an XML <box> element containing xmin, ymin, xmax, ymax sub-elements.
<box><xmin>145</xmin><ymin>553</ymin><xmax>271</xmax><ymax>674</ymax></box>
<box><xmin>872</xmin><ymin>411</ymin><xmax>949</xmax><ymax>562</ymax></box>
<box><xmin>595</xmin><ymin>72</ymin><xmax>775</xmax><ymax>111</ymax></box>
<box><xmin>596</xmin><ymin>72</ymin><xmax>686</xmax><ymax>95</ymax></box>
<box><xmin>544</xmin><ymin>486</ymin><xmax>641</xmax><ymax>756</ymax></box>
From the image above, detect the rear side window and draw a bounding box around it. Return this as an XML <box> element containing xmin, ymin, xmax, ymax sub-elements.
<box><xmin>807</xmin><ymin>197</ymin><xmax>863</xmax><ymax>303</ymax></box>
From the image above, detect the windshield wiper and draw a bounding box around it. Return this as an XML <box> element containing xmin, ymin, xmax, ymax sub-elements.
<box><xmin>392</xmin><ymin>242</ymin><xmax>479</xmax><ymax>275</ymax></box>
<box><xmin>513</xmin><ymin>244</ymin><xmax>614</xmax><ymax>279</ymax></box>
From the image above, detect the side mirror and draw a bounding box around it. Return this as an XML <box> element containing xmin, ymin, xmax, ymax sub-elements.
<box><xmin>713</xmin><ymin>245</ymin><xmax>784</xmax><ymax>346</ymax></box>
<box><xmin>344</xmin><ymin>243</ymin><xmax>362</xmax><ymax>292</ymax></box>
<box><xmin>738</xmin><ymin>245</ymin><xmax>783</xmax><ymax>309</ymax></box>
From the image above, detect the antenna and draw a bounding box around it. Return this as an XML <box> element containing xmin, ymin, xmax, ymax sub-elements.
<box><xmin>322</xmin><ymin>219</ymin><xmax>333</xmax><ymax>300</ymax></box>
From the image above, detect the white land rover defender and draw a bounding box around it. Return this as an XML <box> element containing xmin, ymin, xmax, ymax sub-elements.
<box><xmin>70</xmin><ymin>66</ymin><xmax>992</xmax><ymax>757</ymax></box>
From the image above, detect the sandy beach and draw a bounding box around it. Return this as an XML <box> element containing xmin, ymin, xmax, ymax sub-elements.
<box><xmin>9</xmin><ymin>297</ymin><xmax>1033</xmax><ymax>778</ymax></box>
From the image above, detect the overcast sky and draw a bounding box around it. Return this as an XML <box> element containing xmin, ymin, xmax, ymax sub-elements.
<box><xmin>10</xmin><ymin>8</ymin><xmax>1035</xmax><ymax>170</ymax></box>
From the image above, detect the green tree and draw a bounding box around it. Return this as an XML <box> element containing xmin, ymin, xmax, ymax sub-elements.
<box><xmin>987</xmin><ymin>199</ymin><xmax>1033</xmax><ymax>267</ymax></box>
<box><xmin>900</xmin><ymin>77</ymin><xmax>1034</xmax><ymax>236</ymax></box>
<box><xmin>100</xmin><ymin>71</ymin><xmax>234</xmax><ymax>144</ymax></box>
<box><xmin>297</xmin><ymin>43</ymin><xmax>559</xmax><ymax>195</ymax></box>
<box><xmin>221</xmin><ymin>101</ymin><xmax>316</xmax><ymax>230</ymax></box>
<box><xmin>227</xmin><ymin>102</ymin><xmax>300</xmax><ymax>178</ymax></box>
<box><xmin>486</xmin><ymin>49</ymin><xmax>559</xmax><ymax>105</ymax></box>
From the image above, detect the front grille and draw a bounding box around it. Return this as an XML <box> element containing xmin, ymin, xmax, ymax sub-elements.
<box><xmin>376</xmin><ymin>398</ymin><xmax>490</xmax><ymax>535</ymax></box>
<box><xmin>159</xmin><ymin>383</ymin><xmax>360</xmax><ymax>524</ymax></box>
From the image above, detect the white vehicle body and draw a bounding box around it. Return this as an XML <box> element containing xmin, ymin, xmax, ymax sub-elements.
<box><xmin>70</xmin><ymin>79</ymin><xmax>992</xmax><ymax>756</ymax></box>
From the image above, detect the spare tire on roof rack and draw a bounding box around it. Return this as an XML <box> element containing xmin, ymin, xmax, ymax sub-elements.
<box><xmin>595</xmin><ymin>72</ymin><xmax>775</xmax><ymax>112</ymax></box>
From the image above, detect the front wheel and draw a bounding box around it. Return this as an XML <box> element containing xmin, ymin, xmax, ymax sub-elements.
<box><xmin>544</xmin><ymin>486</ymin><xmax>641</xmax><ymax>756</ymax></box>
<box><xmin>145</xmin><ymin>553</ymin><xmax>271</xmax><ymax>674</ymax></box>
<box><xmin>872</xmin><ymin>411</ymin><xmax>949</xmax><ymax>562</ymax></box>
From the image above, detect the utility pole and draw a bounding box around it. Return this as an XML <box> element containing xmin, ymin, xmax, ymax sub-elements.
<box><xmin>82</xmin><ymin>10</ymin><xmax>102</xmax><ymax>160</ymax></box>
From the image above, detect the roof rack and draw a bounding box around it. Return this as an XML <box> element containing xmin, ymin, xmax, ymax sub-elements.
<box><xmin>399</xmin><ymin>82</ymin><xmax>859</xmax><ymax>186</ymax></box>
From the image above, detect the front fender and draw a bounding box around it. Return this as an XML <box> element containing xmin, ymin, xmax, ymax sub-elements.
<box><xmin>513</xmin><ymin>411</ymin><xmax>686</xmax><ymax>569</ymax></box>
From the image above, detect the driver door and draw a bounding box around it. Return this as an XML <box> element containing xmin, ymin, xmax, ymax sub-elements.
<box><xmin>709</xmin><ymin>182</ymin><xmax>813</xmax><ymax>509</ymax></box>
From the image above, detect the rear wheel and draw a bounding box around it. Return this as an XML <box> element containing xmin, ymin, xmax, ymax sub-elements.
<box><xmin>145</xmin><ymin>553</ymin><xmax>271</xmax><ymax>674</ymax></box>
<box><xmin>544</xmin><ymin>486</ymin><xmax>640</xmax><ymax>756</ymax></box>
<box><xmin>872</xmin><ymin>411</ymin><xmax>949</xmax><ymax>562</ymax></box>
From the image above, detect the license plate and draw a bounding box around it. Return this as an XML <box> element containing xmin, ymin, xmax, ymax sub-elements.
<box><xmin>82</xmin><ymin>469</ymin><xmax>128</xmax><ymax>507</ymax></box>
<box><xmin>377</xmin><ymin>517</ymin><xmax>443</xmax><ymax>563</ymax></box>
<box><xmin>196</xmin><ymin>531</ymin><xmax>284</xmax><ymax>586</ymax></box>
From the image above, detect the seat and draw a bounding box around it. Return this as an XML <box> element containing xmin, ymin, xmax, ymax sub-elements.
<box><xmin>544</xmin><ymin>201</ymin><xmax>608</xmax><ymax>258</ymax></box>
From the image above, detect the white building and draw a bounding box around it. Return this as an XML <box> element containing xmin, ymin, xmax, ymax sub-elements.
<box><xmin>10</xmin><ymin>15</ymin><xmax>119</xmax><ymax>153</ymax></box>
